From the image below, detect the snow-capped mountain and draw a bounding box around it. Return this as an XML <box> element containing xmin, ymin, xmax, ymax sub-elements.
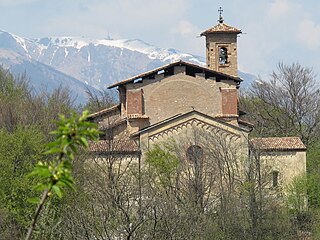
<box><xmin>0</xmin><ymin>30</ymin><xmax>98</xmax><ymax>104</ymax></box>
<box><xmin>0</xmin><ymin>29</ymin><xmax>256</xmax><ymax>103</ymax></box>
<box><xmin>30</xmin><ymin>36</ymin><xmax>206</xmax><ymax>88</ymax></box>
<box><xmin>0</xmin><ymin>30</ymin><xmax>208</xmax><ymax>95</ymax></box>
<box><xmin>35</xmin><ymin>37</ymin><xmax>204</xmax><ymax>64</ymax></box>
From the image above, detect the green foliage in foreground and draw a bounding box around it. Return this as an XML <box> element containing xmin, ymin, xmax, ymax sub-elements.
<box><xmin>25</xmin><ymin>111</ymin><xmax>99</xmax><ymax>240</ymax></box>
<box><xmin>29</xmin><ymin>111</ymin><xmax>99</xmax><ymax>199</ymax></box>
<box><xmin>306</xmin><ymin>141</ymin><xmax>320</xmax><ymax>207</ymax></box>
<box><xmin>0</xmin><ymin>127</ymin><xmax>45</xmax><ymax>238</ymax></box>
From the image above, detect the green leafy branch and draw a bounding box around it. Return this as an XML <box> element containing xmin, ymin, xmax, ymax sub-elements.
<box><xmin>25</xmin><ymin>111</ymin><xmax>99</xmax><ymax>240</ymax></box>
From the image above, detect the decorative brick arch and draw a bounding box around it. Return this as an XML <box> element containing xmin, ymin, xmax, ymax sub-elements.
<box><xmin>148</xmin><ymin>118</ymin><xmax>240</xmax><ymax>143</ymax></box>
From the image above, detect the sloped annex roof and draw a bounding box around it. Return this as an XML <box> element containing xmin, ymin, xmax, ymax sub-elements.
<box><xmin>87</xmin><ymin>105</ymin><xmax>120</xmax><ymax>119</ymax></box>
<box><xmin>250</xmin><ymin>137</ymin><xmax>306</xmax><ymax>151</ymax></box>
<box><xmin>108</xmin><ymin>60</ymin><xmax>242</xmax><ymax>89</ymax></box>
<box><xmin>200</xmin><ymin>22</ymin><xmax>242</xmax><ymax>36</ymax></box>
<box><xmin>89</xmin><ymin>139</ymin><xmax>140</xmax><ymax>154</ymax></box>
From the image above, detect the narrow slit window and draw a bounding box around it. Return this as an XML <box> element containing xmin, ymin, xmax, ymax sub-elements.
<box><xmin>272</xmin><ymin>170</ymin><xmax>279</xmax><ymax>187</ymax></box>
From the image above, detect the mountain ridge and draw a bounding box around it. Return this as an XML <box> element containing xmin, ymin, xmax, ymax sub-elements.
<box><xmin>34</xmin><ymin>36</ymin><xmax>204</xmax><ymax>64</ymax></box>
<box><xmin>0</xmin><ymin>29</ymin><xmax>257</xmax><ymax>103</ymax></box>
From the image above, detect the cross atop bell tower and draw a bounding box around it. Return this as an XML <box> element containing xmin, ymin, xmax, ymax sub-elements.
<box><xmin>200</xmin><ymin>8</ymin><xmax>241</xmax><ymax>77</ymax></box>
<box><xmin>218</xmin><ymin>7</ymin><xmax>224</xmax><ymax>23</ymax></box>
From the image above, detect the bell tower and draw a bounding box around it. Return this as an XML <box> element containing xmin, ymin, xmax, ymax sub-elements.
<box><xmin>200</xmin><ymin>7</ymin><xmax>241</xmax><ymax>77</ymax></box>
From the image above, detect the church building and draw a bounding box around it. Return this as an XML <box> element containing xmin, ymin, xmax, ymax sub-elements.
<box><xmin>88</xmin><ymin>12</ymin><xmax>306</xmax><ymax>188</ymax></box>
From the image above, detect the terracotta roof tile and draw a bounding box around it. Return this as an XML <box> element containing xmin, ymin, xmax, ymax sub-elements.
<box><xmin>201</xmin><ymin>23</ymin><xmax>242</xmax><ymax>36</ymax></box>
<box><xmin>250</xmin><ymin>137</ymin><xmax>306</xmax><ymax>151</ymax></box>
<box><xmin>89</xmin><ymin>139</ymin><xmax>140</xmax><ymax>153</ymax></box>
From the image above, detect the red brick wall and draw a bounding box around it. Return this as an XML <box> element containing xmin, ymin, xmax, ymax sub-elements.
<box><xmin>221</xmin><ymin>88</ymin><xmax>238</xmax><ymax>115</ymax></box>
<box><xmin>127</xmin><ymin>90</ymin><xmax>143</xmax><ymax>115</ymax></box>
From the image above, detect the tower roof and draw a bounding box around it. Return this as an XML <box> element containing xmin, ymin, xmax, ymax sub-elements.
<box><xmin>201</xmin><ymin>7</ymin><xmax>241</xmax><ymax>36</ymax></box>
<box><xmin>200</xmin><ymin>22</ymin><xmax>242</xmax><ymax>36</ymax></box>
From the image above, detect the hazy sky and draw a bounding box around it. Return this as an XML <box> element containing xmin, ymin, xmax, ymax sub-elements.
<box><xmin>1</xmin><ymin>0</ymin><xmax>320</xmax><ymax>78</ymax></box>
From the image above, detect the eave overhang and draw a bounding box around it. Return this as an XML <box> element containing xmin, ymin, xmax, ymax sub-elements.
<box><xmin>108</xmin><ymin>60</ymin><xmax>242</xmax><ymax>89</ymax></box>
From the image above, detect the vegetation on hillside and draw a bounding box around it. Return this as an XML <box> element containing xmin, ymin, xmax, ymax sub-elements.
<box><xmin>0</xmin><ymin>63</ymin><xmax>320</xmax><ymax>239</ymax></box>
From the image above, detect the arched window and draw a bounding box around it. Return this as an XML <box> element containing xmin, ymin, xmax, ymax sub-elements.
<box><xmin>187</xmin><ymin>145</ymin><xmax>203</xmax><ymax>164</ymax></box>
<box><xmin>219</xmin><ymin>47</ymin><xmax>228</xmax><ymax>65</ymax></box>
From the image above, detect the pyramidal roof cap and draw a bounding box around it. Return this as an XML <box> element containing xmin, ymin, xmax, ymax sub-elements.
<box><xmin>201</xmin><ymin>22</ymin><xmax>242</xmax><ymax>36</ymax></box>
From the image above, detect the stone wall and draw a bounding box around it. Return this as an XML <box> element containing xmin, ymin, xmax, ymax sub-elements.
<box><xmin>125</xmin><ymin>68</ymin><xmax>237</xmax><ymax>126</ymax></box>
<box><xmin>206</xmin><ymin>33</ymin><xmax>238</xmax><ymax>77</ymax></box>
<box><xmin>259</xmin><ymin>150</ymin><xmax>306</xmax><ymax>187</ymax></box>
